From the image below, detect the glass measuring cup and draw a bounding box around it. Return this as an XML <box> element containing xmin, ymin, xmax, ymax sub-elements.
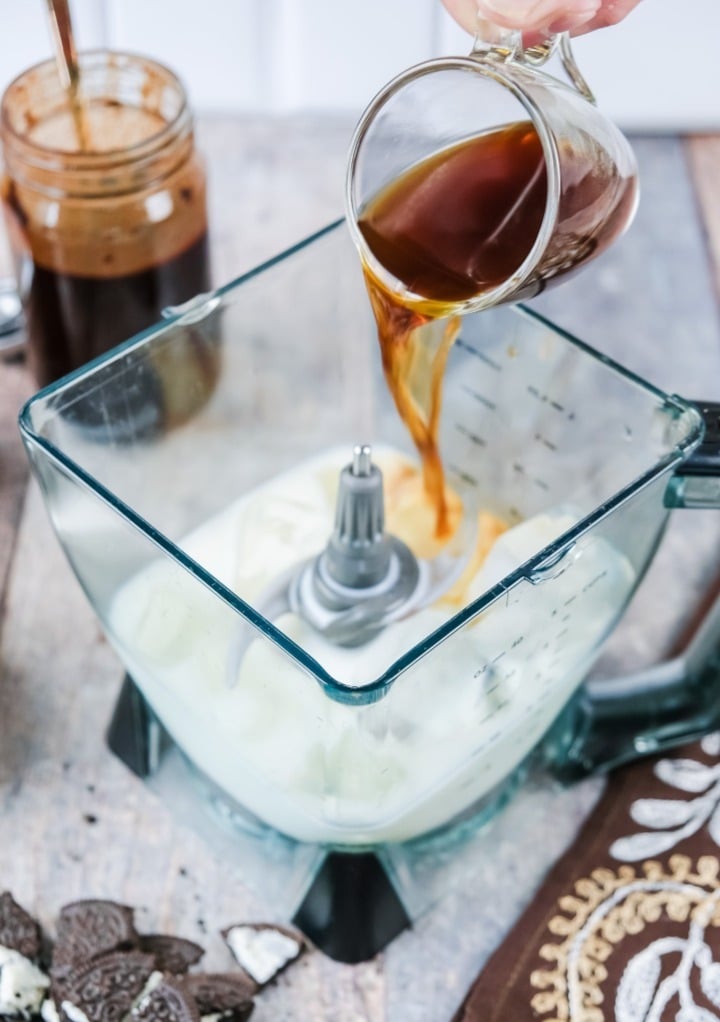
<box><xmin>346</xmin><ymin>30</ymin><xmax>638</xmax><ymax>317</ymax></box>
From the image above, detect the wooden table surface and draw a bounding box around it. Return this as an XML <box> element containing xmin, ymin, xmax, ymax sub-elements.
<box><xmin>1</xmin><ymin>118</ymin><xmax>720</xmax><ymax>1021</ymax></box>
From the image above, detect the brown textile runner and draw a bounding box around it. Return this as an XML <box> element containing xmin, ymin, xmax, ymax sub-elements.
<box><xmin>452</xmin><ymin>736</ymin><xmax>720</xmax><ymax>1021</ymax></box>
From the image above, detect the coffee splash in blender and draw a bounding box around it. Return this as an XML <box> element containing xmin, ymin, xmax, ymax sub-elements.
<box><xmin>357</xmin><ymin>121</ymin><xmax>547</xmax><ymax>542</ymax></box>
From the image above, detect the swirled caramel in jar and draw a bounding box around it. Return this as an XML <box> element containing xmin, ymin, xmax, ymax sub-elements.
<box><xmin>2</xmin><ymin>100</ymin><xmax>211</xmax><ymax>391</ymax></box>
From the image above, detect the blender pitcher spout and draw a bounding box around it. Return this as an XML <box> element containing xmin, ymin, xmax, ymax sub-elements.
<box><xmin>665</xmin><ymin>401</ymin><xmax>720</xmax><ymax>509</ymax></box>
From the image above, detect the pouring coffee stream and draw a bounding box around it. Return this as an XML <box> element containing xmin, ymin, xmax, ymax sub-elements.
<box><xmin>358</xmin><ymin>118</ymin><xmax>548</xmax><ymax>542</ymax></box>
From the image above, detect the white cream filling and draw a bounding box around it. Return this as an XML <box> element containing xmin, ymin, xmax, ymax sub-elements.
<box><xmin>41</xmin><ymin>1000</ymin><xmax>61</xmax><ymax>1022</ymax></box>
<box><xmin>224</xmin><ymin>926</ymin><xmax>300</xmax><ymax>985</ymax></box>
<box><xmin>126</xmin><ymin>970</ymin><xmax>163</xmax><ymax>1021</ymax></box>
<box><xmin>0</xmin><ymin>945</ymin><xmax>50</xmax><ymax>1017</ymax></box>
<box><xmin>61</xmin><ymin>1001</ymin><xmax>91</xmax><ymax>1022</ymax></box>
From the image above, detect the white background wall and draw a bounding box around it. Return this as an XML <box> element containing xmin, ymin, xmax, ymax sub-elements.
<box><xmin>1</xmin><ymin>0</ymin><xmax>719</xmax><ymax>130</ymax></box>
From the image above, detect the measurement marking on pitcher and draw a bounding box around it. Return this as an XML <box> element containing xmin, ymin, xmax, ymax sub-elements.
<box><xmin>448</xmin><ymin>463</ymin><xmax>479</xmax><ymax>488</ymax></box>
<box><xmin>527</xmin><ymin>385</ymin><xmax>548</xmax><ymax>403</ymax></box>
<box><xmin>456</xmin><ymin>337</ymin><xmax>502</xmax><ymax>371</ymax></box>
<box><xmin>510</xmin><ymin>462</ymin><xmax>549</xmax><ymax>491</ymax></box>
<box><xmin>582</xmin><ymin>570</ymin><xmax>608</xmax><ymax>592</ymax></box>
<box><xmin>534</xmin><ymin>433</ymin><xmax>558</xmax><ymax>451</ymax></box>
<box><xmin>527</xmin><ymin>386</ymin><xmax>578</xmax><ymax>421</ymax></box>
<box><xmin>462</xmin><ymin>384</ymin><xmax>497</xmax><ymax>411</ymax></box>
<box><xmin>455</xmin><ymin>422</ymin><xmax>486</xmax><ymax>447</ymax></box>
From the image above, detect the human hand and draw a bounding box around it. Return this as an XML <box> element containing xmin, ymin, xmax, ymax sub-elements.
<box><xmin>442</xmin><ymin>0</ymin><xmax>643</xmax><ymax>45</ymax></box>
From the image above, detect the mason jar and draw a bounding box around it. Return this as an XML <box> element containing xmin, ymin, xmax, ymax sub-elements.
<box><xmin>0</xmin><ymin>51</ymin><xmax>218</xmax><ymax>428</ymax></box>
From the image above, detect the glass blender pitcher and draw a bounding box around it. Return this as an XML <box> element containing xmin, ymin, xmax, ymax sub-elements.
<box><xmin>19</xmin><ymin>221</ymin><xmax>720</xmax><ymax>961</ymax></box>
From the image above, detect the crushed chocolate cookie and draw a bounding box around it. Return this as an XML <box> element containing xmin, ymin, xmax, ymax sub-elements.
<box><xmin>132</xmin><ymin>977</ymin><xmax>199</xmax><ymax>1022</ymax></box>
<box><xmin>52</xmin><ymin>901</ymin><xmax>138</xmax><ymax>975</ymax></box>
<box><xmin>221</xmin><ymin>925</ymin><xmax>303</xmax><ymax>987</ymax></box>
<box><xmin>185</xmin><ymin>973</ymin><xmax>255</xmax><ymax>1017</ymax></box>
<box><xmin>60</xmin><ymin>951</ymin><xmax>155</xmax><ymax>1022</ymax></box>
<box><xmin>0</xmin><ymin>892</ymin><xmax>42</xmax><ymax>961</ymax></box>
<box><xmin>138</xmin><ymin>936</ymin><xmax>204</xmax><ymax>976</ymax></box>
<box><xmin>0</xmin><ymin>893</ymin><xmax>312</xmax><ymax>1022</ymax></box>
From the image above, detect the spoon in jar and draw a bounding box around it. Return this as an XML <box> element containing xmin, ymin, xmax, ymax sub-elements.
<box><xmin>44</xmin><ymin>0</ymin><xmax>90</xmax><ymax>150</ymax></box>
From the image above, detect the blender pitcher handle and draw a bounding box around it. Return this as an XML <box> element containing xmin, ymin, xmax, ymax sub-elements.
<box><xmin>547</xmin><ymin>571</ymin><xmax>720</xmax><ymax>781</ymax></box>
<box><xmin>548</xmin><ymin>402</ymin><xmax>720</xmax><ymax>781</ymax></box>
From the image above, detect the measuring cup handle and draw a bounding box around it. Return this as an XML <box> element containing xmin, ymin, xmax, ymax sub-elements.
<box><xmin>471</xmin><ymin>19</ymin><xmax>524</xmax><ymax>60</ymax></box>
<box><xmin>471</xmin><ymin>22</ymin><xmax>596</xmax><ymax>103</ymax></box>
<box><xmin>547</xmin><ymin>560</ymin><xmax>720</xmax><ymax>781</ymax></box>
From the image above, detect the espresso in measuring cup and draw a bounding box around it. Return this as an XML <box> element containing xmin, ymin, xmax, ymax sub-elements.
<box><xmin>357</xmin><ymin>122</ymin><xmax>636</xmax><ymax>311</ymax></box>
<box><xmin>358</xmin><ymin>121</ymin><xmax>547</xmax><ymax>306</ymax></box>
<box><xmin>1</xmin><ymin>53</ymin><xmax>217</xmax><ymax>422</ymax></box>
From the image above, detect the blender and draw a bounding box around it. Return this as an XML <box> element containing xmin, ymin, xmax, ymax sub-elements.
<box><xmin>19</xmin><ymin>219</ymin><xmax>720</xmax><ymax>962</ymax></box>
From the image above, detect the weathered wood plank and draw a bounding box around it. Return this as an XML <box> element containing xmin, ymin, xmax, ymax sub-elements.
<box><xmin>0</xmin><ymin>362</ymin><xmax>32</xmax><ymax>614</ymax></box>
<box><xmin>686</xmin><ymin>135</ymin><xmax>720</xmax><ymax>300</ymax></box>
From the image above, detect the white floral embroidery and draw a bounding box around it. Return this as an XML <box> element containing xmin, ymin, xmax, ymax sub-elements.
<box><xmin>532</xmin><ymin>737</ymin><xmax>720</xmax><ymax>1021</ymax></box>
<box><xmin>610</xmin><ymin>734</ymin><xmax>720</xmax><ymax>862</ymax></box>
<box><xmin>614</xmin><ymin>888</ymin><xmax>720</xmax><ymax>1022</ymax></box>
<box><xmin>703</xmin><ymin>734</ymin><xmax>720</xmax><ymax>758</ymax></box>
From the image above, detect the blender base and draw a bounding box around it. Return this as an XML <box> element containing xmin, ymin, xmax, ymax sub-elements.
<box><xmin>106</xmin><ymin>675</ymin><xmax>526</xmax><ymax>963</ymax></box>
<box><xmin>108</xmin><ymin>676</ymin><xmax>412</xmax><ymax>962</ymax></box>
<box><xmin>292</xmin><ymin>851</ymin><xmax>411</xmax><ymax>963</ymax></box>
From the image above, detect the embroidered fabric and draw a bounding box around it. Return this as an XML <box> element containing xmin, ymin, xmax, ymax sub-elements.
<box><xmin>453</xmin><ymin>734</ymin><xmax>720</xmax><ymax>1022</ymax></box>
